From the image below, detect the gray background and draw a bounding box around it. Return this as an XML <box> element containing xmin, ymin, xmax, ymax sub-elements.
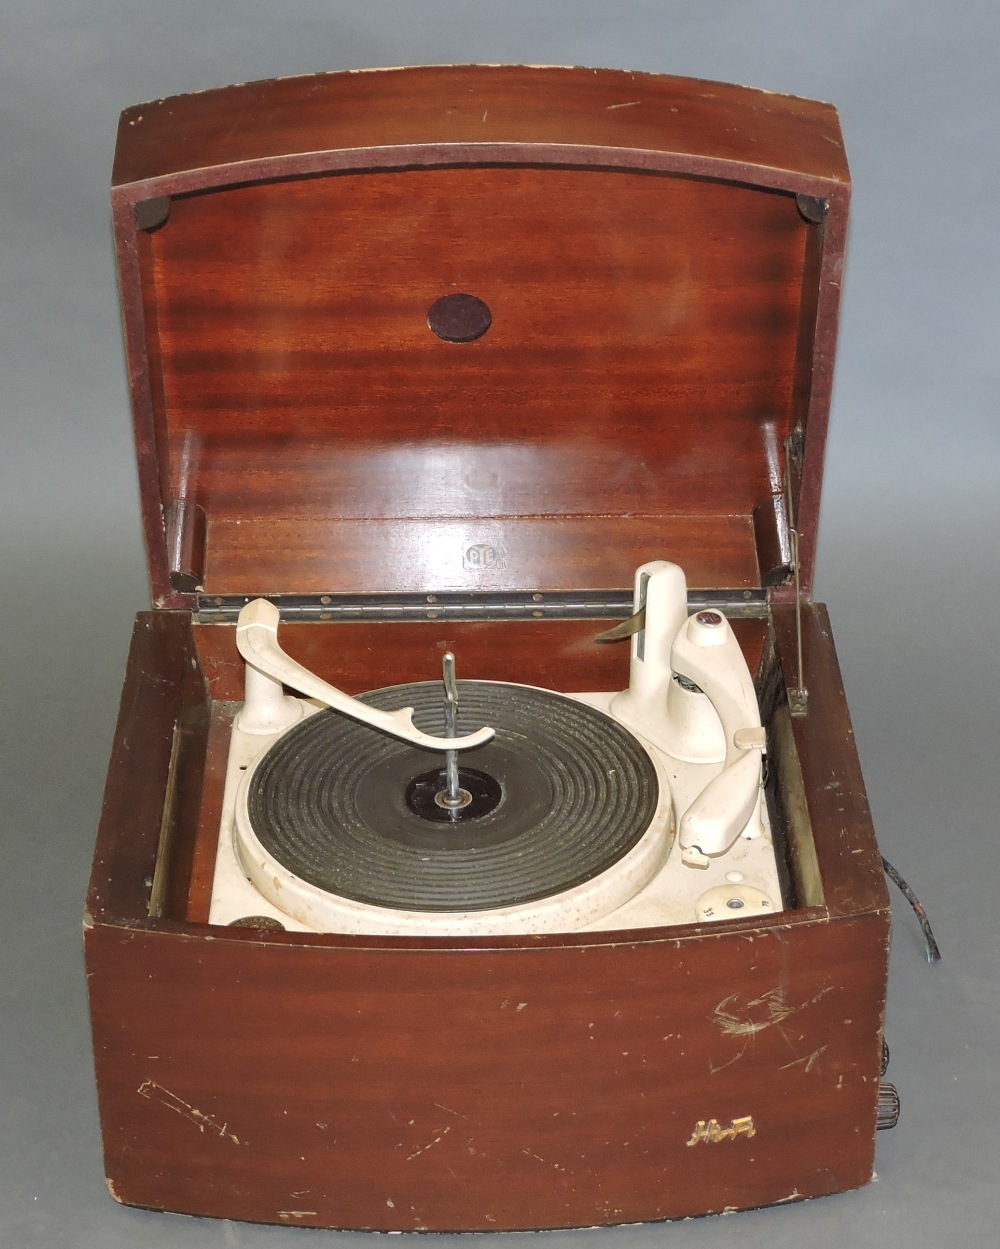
<box><xmin>2</xmin><ymin>1</ymin><xmax>996</xmax><ymax>1246</ymax></box>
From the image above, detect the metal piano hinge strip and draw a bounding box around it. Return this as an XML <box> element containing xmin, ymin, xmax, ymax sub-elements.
<box><xmin>196</xmin><ymin>588</ymin><xmax>769</xmax><ymax>625</ymax></box>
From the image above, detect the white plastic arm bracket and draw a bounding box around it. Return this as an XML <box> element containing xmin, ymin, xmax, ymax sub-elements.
<box><xmin>235</xmin><ymin>599</ymin><xmax>495</xmax><ymax>752</ymax></box>
<box><xmin>671</xmin><ymin>610</ymin><xmax>766</xmax><ymax>867</ymax></box>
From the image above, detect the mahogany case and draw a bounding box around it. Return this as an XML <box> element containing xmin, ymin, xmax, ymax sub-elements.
<box><xmin>86</xmin><ymin>66</ymin><xmax>891</xmax><ymax>1230</ymax></box>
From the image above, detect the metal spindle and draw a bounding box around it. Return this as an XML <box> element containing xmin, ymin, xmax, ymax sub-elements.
<box><xmin>442</xmin><ymin>652</ymin><xmax>461</xmax><ymax>805</ymax></box>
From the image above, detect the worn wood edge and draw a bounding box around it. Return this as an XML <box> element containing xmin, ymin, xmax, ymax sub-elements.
<box><xmin>113</xmin><ymin>66</ymin><xmax>849</xmax><ymax>191</ymax></box>
<box><xmin>771</xmin><ymin>601</ymin><xmax>889</xmax><ymax>918</ymax></box>
<box><xmin>85</xmin><ymin>613</ymin><xmax>207</xmax><ymax>925</ymax></box>
<box><xmin>794</xmin><ymin>196</ymin><xmax>849</xmax><ymax>598</ymax></box>
<box><xmin>182</xmin><ymin>702</ymin><xmax>238</xmax><ymax>923</ymax></box>
<box><xmin>113</xmin><ymin>146</ymin><xmax>848</xmax><ymax>206</ymax></box>
<box><xmin>118</xmin><ymin>65</ymin><xmax>843</xmax><ymax>130</ymax></box>
<box><xmin>771</xmin><ymin>698</ymin><xmax>824</xmax><ymax>907</ymax></box>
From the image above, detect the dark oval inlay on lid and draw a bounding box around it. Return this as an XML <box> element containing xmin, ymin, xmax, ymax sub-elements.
<box><xmin>428</xmin><ymin>293</ymin><xmax>492</xmax><ymax>343</ymax></box>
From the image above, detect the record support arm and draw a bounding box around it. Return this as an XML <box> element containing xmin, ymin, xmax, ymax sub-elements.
<box><xmin>235</xmin><ymin>599</ymin><xmax>495</xmax><ymax>751</ymax></box>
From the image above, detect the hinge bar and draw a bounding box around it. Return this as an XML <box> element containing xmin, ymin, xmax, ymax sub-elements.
<box><xmin>195</xmin><ymin>588</ymin><xmax>768</xmax><ymax>624</ymax></box>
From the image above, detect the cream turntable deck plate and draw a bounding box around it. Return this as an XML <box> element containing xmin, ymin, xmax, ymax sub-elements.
<box><xmin>210</xmin><ymin>561</ymin><xmax>782</xmax><ymax>936</ymax></box>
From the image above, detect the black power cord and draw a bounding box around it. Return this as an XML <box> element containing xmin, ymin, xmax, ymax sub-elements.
<box><xmin>882</xmin><ymin>856</ymin><xmax>942</xmax><ymax>963</ymax></box>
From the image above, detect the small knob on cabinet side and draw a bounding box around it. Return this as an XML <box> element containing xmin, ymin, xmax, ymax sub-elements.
<box><xmin>876</xmin><ymin>1082</ymin><xmax>900</xmax><ymax>1131</ymax></box>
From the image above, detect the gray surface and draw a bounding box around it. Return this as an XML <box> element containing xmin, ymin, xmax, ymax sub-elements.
<box><xmin>1</xmin><ymin>2</ymin><xmax>996</xmax><ymax>1245</ymax></box>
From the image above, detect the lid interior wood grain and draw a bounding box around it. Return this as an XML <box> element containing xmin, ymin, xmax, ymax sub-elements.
<box><xmin>113</xmin><ymin>67</ymin><xmax>849</xmax><ymax>606</ymax></box>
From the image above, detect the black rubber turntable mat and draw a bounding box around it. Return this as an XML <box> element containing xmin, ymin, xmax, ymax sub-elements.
<box><xmin>246</xmin><ymin>681</ymin><xmax>659</xmax><ymax>912</ymax></box>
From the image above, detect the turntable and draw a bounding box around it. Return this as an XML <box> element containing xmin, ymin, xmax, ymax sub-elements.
<box><xmin>209</xmin><ymin>561</ymin><xmax>777</xmax><ymax>937</ymax></box>
<box><xmin>86</xmin><ymin>66</ymin><xmax>894</xmax><ymax>1230</ymax></box>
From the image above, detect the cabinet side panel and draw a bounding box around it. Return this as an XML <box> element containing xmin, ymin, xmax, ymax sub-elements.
<box><xmin>771</xmin><ymin>603</ymin><xmax>888</xmax><ymax>917</ymax></box>
<box><xmin>87</xmin><ymin>613</ymin><xmax>206</xmax><ymax>923</ymax></box>
<box><xmin>87</xmin><ymin>915</ymin><xmax>888</xmax><ymax>1230</ymax></box>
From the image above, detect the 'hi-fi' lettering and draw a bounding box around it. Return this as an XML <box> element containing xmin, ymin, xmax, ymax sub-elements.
<box><xmin>685</xmin><ymin>1115</ymin><xmax>756</xmax><ymax>1146</ymax></box>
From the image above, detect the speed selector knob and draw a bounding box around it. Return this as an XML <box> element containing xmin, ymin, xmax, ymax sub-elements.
<box><xmin>876</xmin><ymin>1082</ymin><xmax>900</xmax><ymax>1131</ymax></box>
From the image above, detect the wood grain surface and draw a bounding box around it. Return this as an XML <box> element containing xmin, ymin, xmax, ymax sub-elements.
<box><xmin>87</xmin><ymin>69</ymin><xmax>880</xmax><ymax>1230</ymax></box>
<box><xmin>110</xmin><ymin>67</ymin><xmax>847</xmax><ymax>607</ymax></box>
<box><xmin>86</xmin><ymin>607</ymin><xmax>889</xmax><ymax>1229</ymax></box>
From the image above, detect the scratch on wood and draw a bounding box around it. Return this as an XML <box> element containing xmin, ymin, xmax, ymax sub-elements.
<box><xmin>137</xmin><ymin>1079</ymin><xmax>242</xmax><ymax>1145</ymax></box>
<box><xmin>709</xmin><ymin>985</ymin><xmax>835</xmax><ymax>1072</ymax></box>
<box><xmin>713</xmin><ymin>984</ymin><xmax>834</xmax><ymax>1038</ymax></box>
<box><xmin>606</xmin><ymin>100</ymin><xmax>641</xmax><ymax>110</ymax></box>
<box><xmin>708</xmin><ymin>1050</ymin><xmax>746</xmax><ymax>1075</ymax></box>
<box><xmin>781</xmin><ymin>1044</ymin><xmax>828</xmax><ymax>1073</ymax></box>
<box><xmin>406</xmin><ymin>1124</ymin><xmax>452</xmax><ymax>1160</ymax></box>
<box><xmin>433</xmin><ymin>1103</ymin><xmax>469</xmax><ymax>1119</ymax></box>
<box><xmin>713</xmin><ymin>988</ymin><xmax>794</xmax><ymax>1037</ymax></box>
<box><xmin>521</xmin><ymin>1148</ymin><xmax>567</xmax><ymax>1173</ymax></box>
<box><xmin>278</xmin><ymin>1210</ymin><xmax>318</xmax><ymax>1220</ymax></box>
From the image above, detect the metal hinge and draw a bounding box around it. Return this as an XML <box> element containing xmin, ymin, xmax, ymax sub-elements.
<box><xmin>195</xmin><ymin>588</ymin><xmax>769</xmax><ymax>625</ymax></box>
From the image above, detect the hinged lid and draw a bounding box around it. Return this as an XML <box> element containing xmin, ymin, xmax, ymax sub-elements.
<box><xmin>112</xmin><ymin>65</ymin><xmax>849</xmax><ymax>610</ymax></box>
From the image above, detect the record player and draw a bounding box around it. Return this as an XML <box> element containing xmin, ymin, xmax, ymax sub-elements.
<box><xmin>86</xmin><ymin>66</ymin><xmax>894</xmax><ymax>1230</ymax></box>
